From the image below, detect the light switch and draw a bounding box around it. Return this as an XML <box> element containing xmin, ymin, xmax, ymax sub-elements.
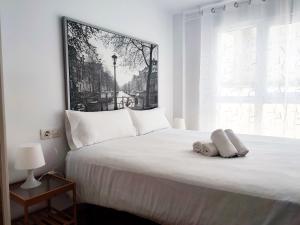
<box><xmin>40</xmin><ymin>128</ymin><xmax>63</xmax><ymax>140</ymax></box>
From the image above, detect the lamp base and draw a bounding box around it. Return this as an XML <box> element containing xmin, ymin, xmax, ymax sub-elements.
<box><xmin>21</xmin><ymin>169</ymin><xmax>41</xmax><ymax>189</ymax></box>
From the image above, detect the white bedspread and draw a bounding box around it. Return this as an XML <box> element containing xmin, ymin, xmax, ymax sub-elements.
<box><xmin>66</xmin><ymin>129</ymin><xmax>300</xmax><ymax>225</ymax></box>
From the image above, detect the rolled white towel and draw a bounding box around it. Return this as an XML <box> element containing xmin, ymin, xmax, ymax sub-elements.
<box><xmin>193</xmin><ymin>141</ymin><xmax>202</xmax><ymax>153</ymax></box>
<box><xmin>211</xmin><ymin>129</ymin><xmax>238</xmax><ymax>158</ymax></box>
<box><xmin>225</xmin><ymin>129</ymin><xmax>249</xmax><ymax>157</ymax></box>
<box><xmin>193</xmin><ymin>141</ymin><xmax>219</xmax><ymax>157</ymax></box>
<box><xmin>202</xmin><ymin>142</ymin><xmax>219</xmax><ymax>157</ymax></box>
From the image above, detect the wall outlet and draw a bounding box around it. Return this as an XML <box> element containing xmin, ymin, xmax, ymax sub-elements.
<box><xmin>40</xmin><ymin>128</ymin><xmax>63</xmax><ymax>140</ymax></box>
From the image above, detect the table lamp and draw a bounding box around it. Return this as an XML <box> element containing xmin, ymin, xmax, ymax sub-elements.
<box><xmin>173</xmin><ymin>117</ymin><xmax>186</xmax><ymax>129</ymax></box>
<box><xmin>15</xmin><ymin>143</ymin><xmax>46</xmax><ymax>189</ymax></box>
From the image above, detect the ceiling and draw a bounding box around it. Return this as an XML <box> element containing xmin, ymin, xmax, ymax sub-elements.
<box><xmin>153</xmin><ymin>0</ymin><xmax>221</xmax><ymax>13</ymax></box>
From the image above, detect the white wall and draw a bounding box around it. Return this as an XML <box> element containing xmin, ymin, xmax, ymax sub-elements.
<box><xmin>0</xmin><ymin>20</ymin><xmax>11</xmax><ymax>225</ymax></box>
<box><xmin>173</xmin><ymin>14</ymin><xmax>200</xmax><ymax>130</ymax></box>
<box><xmin>0</xmin><ymin>0</ymin><xmax>173</xmax><ymax>183</ymax></box>
<box><xmin>184</xmin><ymin>18</ymin><xmax>201</xmax><ymax>130</ymax></box>
<box><xmin>173</xmin><ymin>14</ymin><xmax>185</xmax><ymax>119</ymax></box>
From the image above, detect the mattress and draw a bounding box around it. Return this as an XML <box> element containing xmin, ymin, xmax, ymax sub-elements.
<box><xmin>66</xmin><ymin>128</ymin><xmax>300</xmax><ymax>225</ymax></box>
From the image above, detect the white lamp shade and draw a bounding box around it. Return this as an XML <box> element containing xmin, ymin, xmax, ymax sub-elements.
<box><xmin>15</xmin><ymin>143</ymin><xmax>46</xmax><ymax>170</ymax></box>
<box><xmin>173</xmin><ymin>118</ymin><xmax>186</xmax><ymax>129</ymax></box>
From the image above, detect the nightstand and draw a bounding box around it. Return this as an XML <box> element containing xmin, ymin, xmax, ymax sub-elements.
<box><xmin>10</xmin><ymin>173</ymin><xmax>77</xmax><ymax>225</ymax></box>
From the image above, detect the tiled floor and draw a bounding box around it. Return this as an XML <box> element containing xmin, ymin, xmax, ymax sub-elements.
<box><xmin>77</xmin><ymin>204</ymin><xmax>160</xmax><ymax>225</ymax></box>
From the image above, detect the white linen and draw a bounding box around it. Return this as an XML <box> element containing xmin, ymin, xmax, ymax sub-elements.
<box><xmin>128</xmin><ymin>108</ymin><xmax>170</xmax><ymax>135</ymax></box>
<box><xmin>66</xmin><ymin>129</ymin><xmax>300</xmax><ymax>225</ymax></box>
<box><xmin>65</xmin><ymin>109</ymin><xmax>136</xmax><ymax>150</ymax></box>
<box><xmin>173</xmin><ymin>117</ymin><xmax>186</xmax><ymax>129</ymax></box>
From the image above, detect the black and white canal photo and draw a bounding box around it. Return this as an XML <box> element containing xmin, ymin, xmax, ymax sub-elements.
<box><xmin>63</xmin><ymin>17</ymin><xmax>158</xmax><ymax>111</ymax></box>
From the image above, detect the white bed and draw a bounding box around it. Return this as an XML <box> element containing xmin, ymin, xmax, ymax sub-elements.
<box><xmin>66</xmin><ymin>128</ymin><xmax>300</xmax><ymax>225</ymax></box>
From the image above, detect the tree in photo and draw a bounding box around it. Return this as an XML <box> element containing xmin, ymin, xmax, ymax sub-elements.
<box><xmin>100</xmin><ymin>32</ymin><xmax>157</xmax><ymax>108</ymax></box>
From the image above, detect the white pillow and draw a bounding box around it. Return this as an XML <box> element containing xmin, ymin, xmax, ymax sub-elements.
<box><xmin>65</xmin><ymin>109</ymin><xmax>136</xmax><ymax>150</ymax></box>
<box><xmin>128</xmin><ymin>108</ymin><xmax>171</xmax><ymax>135</ymax></box>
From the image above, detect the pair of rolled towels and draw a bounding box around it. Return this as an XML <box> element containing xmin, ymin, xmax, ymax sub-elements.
<box><xmin>193</xmin><ymin>129</ymin><xmax>249</xmax><ymax>158</ymax></box>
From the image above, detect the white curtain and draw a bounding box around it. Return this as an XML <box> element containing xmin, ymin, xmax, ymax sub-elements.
<box><xmin>184</xmin><ymin>0</ymin><xmax>300</xmax><ymax>139</ymax></box>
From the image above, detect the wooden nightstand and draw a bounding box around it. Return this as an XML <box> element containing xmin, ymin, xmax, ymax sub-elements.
<box><xmin>10</xmin><ymin>173</ymin><xmax>77</xmax><ymax>225</ymax></box>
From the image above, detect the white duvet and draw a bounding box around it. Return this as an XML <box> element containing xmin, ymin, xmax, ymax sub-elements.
<box><xmin>66</xmin><ymin>129</ymin><xmax>300</xmax><ymax>225</ymax></box>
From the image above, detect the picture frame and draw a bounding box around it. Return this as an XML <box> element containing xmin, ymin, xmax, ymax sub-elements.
<box><xmin>62</xmin><ymin>17</ymin><xmax>159</xmax><ymax>112</ymax></box>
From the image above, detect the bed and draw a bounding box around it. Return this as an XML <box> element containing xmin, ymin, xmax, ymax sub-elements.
<box><xmin>66</xmin><ymin>128</ymin><xmax>300</xmax><ymax>225</ymax></box>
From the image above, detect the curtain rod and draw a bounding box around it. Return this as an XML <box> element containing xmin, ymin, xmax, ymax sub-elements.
<box><xmin>183</xmin><ymin>0</ymin><xmax>267</xmax><ymax>16</ymax></box>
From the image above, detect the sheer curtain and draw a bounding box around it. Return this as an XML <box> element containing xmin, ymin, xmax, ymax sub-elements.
<box><xmin>196</xmin><ymin>0</ymin><xmax>300</xmax><ymax>139</ymax></box>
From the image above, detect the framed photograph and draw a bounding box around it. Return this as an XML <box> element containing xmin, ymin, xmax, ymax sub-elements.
<box><xmin>62</xmin><ymin>17</ymin><xmax>158</xmax><ymax>111</ymax></box>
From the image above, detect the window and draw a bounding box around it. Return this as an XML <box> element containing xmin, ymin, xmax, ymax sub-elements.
<box><xmin>215</xmin><ymin>23</ymin><xmax>300</xmax><ymax>138</ymax></box>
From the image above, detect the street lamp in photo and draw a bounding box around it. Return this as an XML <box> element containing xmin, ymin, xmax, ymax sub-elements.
<box><xmin>112</xmin><ymin>54</ymin><xmax>118</xmax><ymax>110</ymax></box>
